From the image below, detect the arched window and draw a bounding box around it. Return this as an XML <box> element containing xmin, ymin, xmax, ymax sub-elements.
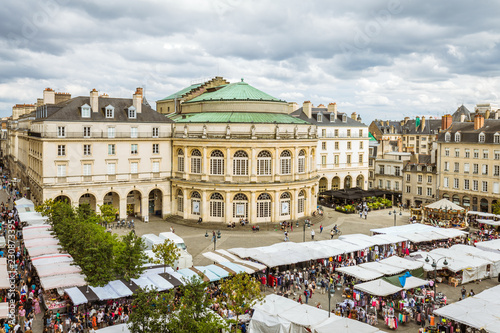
<box><xmin>280</xmin><ymin>192</ymin><xmax>291</xmax><ymax>216</ymax></box>
<box><xmin>455</xmin><ymin>132</ymin><xmax>461</xmax><ymax>142</ymax></box>
<box><xmin>479</xmin><ymin>132</ymin><xmax>485</xmax><ymax>143</ymax></box>
<box><xmin>298</xmin><ymin>150</ymin><xmax>306</xmax><ymax>173</ymax></box>
<box><xmin>298</xmin><ymin>190</ymin><xmax>305</xmax><ymax>214</ymax></box>
<box><xmin>177</xmin><ymin>189</ymin><xmax>184</xmax><ymax>212</ymax></box>
<box><xmin>233</xmin><ymin>193</ymin><xmax>248</xmax><ymax>218</ymax></box>
<box><xmin>191</xmin><ymin>191</ymin><xmax>201</xmax><ymax>215</ymax></box>
<box><xmin>210</xmin><ymin>150</ymin><xmax>224</xmax><ymax>175</ymax></box>
<box><xmin>177</xmin><ymin>149</ymin><xmax>185</xmax><ymax>172</ymax></box>
<box><xmin>257</xmin><ymin>193</ymin><xmax>271</xmax><ymax>218</ymax></box>
<box><xmin>210</xmin><ymin>192</ymin><xmax>224</xmax><ymax>217</ymax></box>
<box><xmin>257</xmin><ymin>150</ymin><xmax>272</xmax><ymax>176</ymax></box>
<box><xmin>191</xmin><ymin>149</ymin><xmax>202</xmax><ymax>174</ymax></box>
<box><xmin>233</xmin><ymin>150</ymin><xmax>248</xmax><ymax>176</ymax></box>
<box><xmin>445</xmin><ymin>132</ymin><xmax>451</xmax><ymax>142</ymax></box>
<box><xmin>280</xmin><ymin>150</ymin><xmax>291</xmax><ymax>175</ymax></box>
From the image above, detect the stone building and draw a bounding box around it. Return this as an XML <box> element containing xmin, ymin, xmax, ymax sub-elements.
<box><xmin>402</xmin><ymin>155</ymin><xmax>437</xmax><ymax>208</ymax></box>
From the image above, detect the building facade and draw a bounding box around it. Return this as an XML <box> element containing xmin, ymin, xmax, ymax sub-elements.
<box><xmin>402</xmin><ymin>156</ymin><xmax>437</xmax><ymax>208</ymax></box>
<box><xmin>290</xmin><ymin>102</ymin><xmax>369</xmax><ymax>193</ymax></box>
<box><xmin>437</xmin><ymin>113</ymin><xmax>500</xmax><ymax>212</ymax></box>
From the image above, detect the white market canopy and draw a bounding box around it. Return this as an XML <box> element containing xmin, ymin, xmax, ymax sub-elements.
<box><xmin>96</xmin><ymin>324</ymin><xmax>131</xmax><ymax>333</ymax></box>
<box><xmin>18</xmin><ymin>211</ymin><xmax>48</xmax><ymax>225</ymax></box>
<box><xmin>14</xmin><ymin>198</ymin><xmax>34</xmax><ymax>207</ymax></box>
<box><xmin>467</xmin><ymin>211</ymin><xmax>500</xmax><ymax>219</ymax></box>
<box><xmin>253</xmin><ymin>294</ymin><xmax>300</xmax><ymax>315</ymax></box>
<box><xmin>476</xmin><ymin>239</ymin><xmax>500</xmax><ymax>253</ymax></box>
<box><xmin>378</xmin><ymin>255</ymin><xmax>424</xmax><ymax>271</ymax></box>
<box><xmin>359</xmin><ymin>261</ymin><xmax>407</xmax><ymax>276</ymax></box>
<box><xmin>278</xmin><ymin>304</ymin><xmax>330</xmax><ymax>331</ymax></box>
<box><xmin>312</xmin><ymin>316</ymin><xmax>385</xmax><ymax>333</ymax></box>
<box><xmin>0</xmin><ymin>259</ymin><xmax>10</xmax><ymax>289</ymax></box>
<box><xmin>336</xmin><ymin>266</ymin><xmax>383</xmax><ymax>281</ymax></box>
<box><xmin>353</xmin><ymin>279</ymin><xmax>402</xmax><ymax>296</ymax></box>
<box><xmin>40</xmin><ymin>273</ymin><xmax>87</xmax><ymax>290</ymax></box>
<box><xmin>475</xmin><ymin>218</ymin><xmax>500</xmax><ymax>226</ymax></box>
<box><xmin>424</xmin><ymin>198</ymin><xmax>465</xmax><ymax>211</ymax></box>
<box><xmin>0</xmin><ymin>303</ymin><xmax>9</xmax><ymax>319</ymax></box>
<box><xmin>434</xmin><ymin>284</ymin><xmax>500</xmax><ymax>333</ymax></box>
<box><xmin>371</xmin><ymin>224</ymin><xmax>467</xmax><ymax>243</ymax></box>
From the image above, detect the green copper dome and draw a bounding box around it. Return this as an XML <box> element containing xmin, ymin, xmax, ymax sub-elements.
<box><xmin>185</xmin><ymin>80</ymin><xmax>284</xmax><ymax>103</ymax></box>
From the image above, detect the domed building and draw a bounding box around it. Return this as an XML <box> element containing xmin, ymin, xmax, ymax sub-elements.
<box><xmin>159</xmin><ymin>77</ymin><xmax>319</xmax><ymax>224</ymax></box>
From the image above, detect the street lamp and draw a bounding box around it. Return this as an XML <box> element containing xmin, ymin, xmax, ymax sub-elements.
<box><xmin>388</xmin><ymin>209</ymin><xmax>402</xmax><ymax>226</ymax></box>
<box><xmin>303</xmin><ymin>220</ymin><xmax>310</xmax><ymax>242</ymax></box>
<box><xmin>327</xmin><ymin>283</ymin><xmax>336</xmax><ymax>317</ymax></box>
<box><xmin>205</xmin><ymin>230</ymin><xmax>222</xmax><ymax>251</ymax></box>
<box><xmin>425</xmin><ymin>256</ymin><xmax>448</xmax><ymax>302</ymax></box>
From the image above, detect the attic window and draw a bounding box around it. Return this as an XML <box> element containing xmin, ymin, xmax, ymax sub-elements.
<box><xmin>445</xmin><ymin>132</ymin><xmax>451</xmax><ymax>142</ymax></box>
<box><xmin>494</xmin><ymin>132</ymin><xmax>500</xmax><ymax>144</ymax></box>
<box><xmin>105</xmin><ymin>105</ymin><xmax>114</xmax><ymax>118</ymax></box>
<box><xmin>479</xmin><ymin>132</ymin><xmax>485</xmax><ymax>143</ymax></box>
<box><xmin>454</xmin><ymin>132</ymin><xmax>461</xmax><ymax>142</ymax></box>
<box><xmin>330</xmin><ymin>114</ymin><xmax>335</xmax><ymax>122</ymax></box>
<box><xmin>128</xmin><ymin>106</ymin><xmax>136</xmax><ymax>119</ymax></box>
<box><xmin>342</xmin><ymin>114</ymin><xmax>347</xmax><ymax>122</ymax></box>
<box><xmin>427</xmin><ymin>166</ymin><xmax>433</xmax><ymax>172</ymax></box>
<box><xmin>81</xmin><ymin>104</ymin><xmax>91</xmax><ymax>118</ymax></box>
<box><xmin>317</xmin><ymin>113</ymin><xmax>322</xmax><ymax>122</ymax></box>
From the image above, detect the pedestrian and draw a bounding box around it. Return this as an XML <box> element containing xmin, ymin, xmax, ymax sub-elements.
<box><xmin>363</xmin><ymin>210</ymin><xmax>367</xmax><ymax>219</ymax></box>
<box><xmin>284</xmin><ymin>231</ymin><xmax>289</xmax><ymax>242</ymax></box>
<box><xmin>311</xmin><ymin>229</ymin><xmax>315</xmax><ymax>240</ymax></box>
<box><xmin>212</xmin><ymin>230</ymin><xmax>216</xmax><ymax>243</ymax></box>
<box><xmin>330</xmin><ymin>229</ymin><xmax>334</xmax><ymax>239</ymax></box>
<box><xmin>359</xmin><ymin>210</ymin><xmax>362</xmax><ymax>218</ymax></box>
<box><xmin>461</xmin><ymin>286</ymin><xmax>466</xmax><ymax>299</ymax></box>
<box><xmin>469</xmin><ymin>289</ymin><xmax>475</xmax><ymax>297</ymax></box>
<box><xmin>319</xmin><ymin>224</ymin><xmax>323</xmax><ymax>233</ymax></box>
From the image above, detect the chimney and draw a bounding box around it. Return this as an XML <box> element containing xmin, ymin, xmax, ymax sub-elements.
<box><xmin>441</xmin><ymin>114</ymin><xmax>452</xmax><ymax>131</ymax></box>
<box><xmin>351</xmin><ymin>112</ymin><xmax>357</xmax><ymax>120</ymax></box>
<box><xmin>495</xmin><ymin>110</ymin><xmax>499</xmax><ymax>120</ymax></box>
<box><xmin>474</xmin><ymin>113</ymin><xmax>484</xmax><ymax>130</ymax></box>
<box><xmin>43</xmin><ymin>88</ymin><xmax>55</xmax><ymax>105</ymax></box>
<box><xmin>485</xmin><ymin>109</ymin><xmax>491</xmax><ymax>120</ymax></box>
<box><xmin>397</xmin><ymin>137</ymin><xmax>402</xmax><ymax>152</ymax></box>
<box><xmin>404</xmin><ymin>117</ymin><xmax>410</xmax><ymax>124</ymax></box>
<box><xmin>287</xmin><ymin>102</ymin><xmax>298</xmax><ymax>114</ymax></box>
<box><xmin>328</xmin><ymin>102</ymin><xmax>338</xmax><ymax>121</ymax></box>
<box><xmin>460</xmin><ymin>114</ymin><xmax>466</xmax><ymax>122</ymax></box>
<box><xmin>90</xmin><ymin>89</ymin><xmax>99</xmax><ymax>113</ymax></box>
<box><xmin>357</xmin><ymin>114</ymin><xmax>362</xmax><ymax>122</ymax></box>
<box><xmin>133</xmin><ymin>87</ymin><xmax>143</xmax><ymax>113</ymax></box>
<box><xmin>303</xmin><ymin>101</ymin><xmax>312</xmax><ymax>118</ymax></box>
<box><xmin>421</xmin><ymin>116</ymin><xmax>426</xmax><ymax>131</ymax></box>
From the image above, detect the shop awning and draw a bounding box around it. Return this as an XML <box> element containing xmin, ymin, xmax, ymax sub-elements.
<box><xmin>40</xmin><ymin>273</ymin><xmax>86</xmax><ymax>290</ymax></box>
<box><xmin>0</xmin><ymin>303</ymin><xmax>9</xmax><ymax>319</ymax></box>
<box><xmin>353</xmin><ymin>279</ymin><xmax>402</xmax><ymax>296</ymax></box>
<box><xmin>359</xmin><ymin>261</ymin><xmax>407</xmax><ymax>276</ymax></box>
<box><xmin>336</xmin><ymin>266</ymin><xmax>383</xmax><ymax>281</ymax></box>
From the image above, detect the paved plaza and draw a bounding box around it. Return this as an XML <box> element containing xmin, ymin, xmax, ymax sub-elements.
<box><xmin>112</xmin><ymin>207</ymin><xmax>498</xmax><ymax>333</ymax></box>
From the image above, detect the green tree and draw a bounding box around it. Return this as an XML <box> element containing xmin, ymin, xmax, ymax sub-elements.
<box><xmin>493</xmin><ymin>201</ymin><xmax>500</xmax><ymax>215</ymax></box>
<box><xmin>150</xmin><ymin>239</ymin><xmax>180</xmax><ymax>273</ymax></box>
<box><xmin>219</xmin><ymin>272</ymin><xmax>263</xmax><ymax>330</ymax></box>
<box><xmin>115</xmin><ymin>232</ymin><xmax>148</xmax><ymax>281</ymax></box>
<box><xmin>129</xmin><ymin>277</ymin><xmax>228</xmax><ymax>333</ymax></box>
<box><xmin>99</xmin><ymin>203</ymin><xmax>118</xmax><ymax>225</ymax></box>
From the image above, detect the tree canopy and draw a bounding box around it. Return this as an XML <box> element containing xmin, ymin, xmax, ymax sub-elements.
<box><xmin>150</xmin><ymin>239</ymin><xmax>180</xmax><ymax>273</ymax></box>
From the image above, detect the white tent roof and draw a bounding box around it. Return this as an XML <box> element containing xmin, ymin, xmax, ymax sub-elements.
<box><xmin>379</xmin><ymin>255</ymin><xmax>423</xmax><ymax>271</ymax></box>
<box><xmin>64</xmin><ymin>287</ymin><xmax>88</xmax><ymax>306</ymax></box>
<box><xmin>476</xmin><ymin>239</ymin><xmax>500</xmax><ymax>253</ymax></box>
<box><xmin>253</xmin><ymin>294</ymin><xmax>300</xmax><ymax>315</ymax></box>
<box><xmin>0</xmin><ymin>303</ymin><xmax>9</xmax><ymax>319</ymax></box>
<box><xmin>434</xmin><ymin>284</ymin><xmax>500</xmax><ymax>333</ymax></box>
<box><xmin>249</xmin><ymin>309</ymin><xmax>291</xmax><ymax>333</ymax></box>
<box><xmin>399</xmin><ymin>276</ymin><xmax>430</xmax><ymax>290</ymax></box>
<box><xmin>40</xmin><ymin>273</ymin><xmax>86</xmax><ymax>290</ymax></box>
<box><xmin>371</xmin><ymin>223</ymin><xmax>436</xmax><ymax>235</ymax></box>
<box><xmin>354</xmin><ymin>279</ymin><xmax>402</xmax><ymax>296</ymax></box>
<box><xmin>0</xmin><ymin>259</ymin><xmax>9</xmax><ymax>289</ymax></box>
<box><xmin>14</xmin><ymin>198</ymin><xmax>34</xmax><ymax>207</ymax></box>
<box><xmin>279</xmin><ymin>304</ymin><xmax>330</xmax><ymax>330</ymax></box>
<box><xmin>475</xmin><ymin>218</ymin><xmax>500</xmax><ymax>226</ymax></box>
<box><xmin>16</xmin><ymin>205</ymin><xmax>34</xmax><ymax>213</ymax></box>
<box><xmin>96</xmin><ymin>324</ymin><xmax>131</xmax><ymax>333</ymax></box>
<box><xmin>313</xmin><ymin>316</ymin><xmax>384</xmax><ymax>333</ymax></box>
<box><xmin>370</xmin><ymin>234</ymin><xmax>407</xmax><ymax>245</ymax></box>
<box><xmin>359</xmin><ymin>261</ymin><xmax>407</xmax><ymax>276</ymax></box>
<box><xmin>31</xmin><ymin>254</ymin><xmax>73</xmax><ymax>267</ymax></box>
<box><xmin>35</xmin><ymin>262</ymin><xmax>81</xmax><ymax>278</ymax></box>
<box><xmin>425</xmin><ymin>198</ymin><xmax>465</xmax><ymax>211</ymax></box>
<box><xmin>467</xmin><ymin>210</ymin><xmax>499</xmax><ymax>218</ymax></box>
<box><xmin>18</xmin><ymin>211</ymin><xmax>48</xmax><ymax>225</ymax></box>
<box><xmin>339</xmin><ymin>234</ymin><xmax>379</xmax><ymax>248</ymax></box>
<box><xmin>27</xmin><ymin>244</ymin><xmax>63</xmax><ymax>258</ymax></box>
<box><xmin>336</xmin><ymin>266</ymin><xmax>383</xmax><ymax>281</ymax></box>
<box><xmin>24</xmin><ymin>238</ymin><xmax>59</xmax><ymax>248</ymax></box>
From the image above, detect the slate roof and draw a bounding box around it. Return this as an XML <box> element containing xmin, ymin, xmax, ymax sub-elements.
<box><xmin>401</xmin><ymin>119</ymin><xmax>441</xmax><ymax>135</ymax></box>
<box><xmin>172</xmin><ymin>112</ymin><xmax>309</xmax><ymax>124</ymax></box>
<box><xmin>158</xmin><ymin>83</ymin><xmax>203</xmax><ymax>101</ymax></box>
<box><xmin>33</xmin><ymin>96</ymin><xmax>172</xmax><ymax>123</ymax></box>
<box><xmin>290</xmin><ymin>107</ymin><xmax>367</xmax><ymax>127</ymax></box>
<box><xmin>451</xmin><ymin>105</ymin><xmax>471</xmax><ymax>122</ymax></box>
<box><xmin>184</xmin><ymin>81</ymin><xmax>284</xmax><ymax>104</ymax></box>
<box><xmin>372</xmin><ymin>120</ymin><xmax>403</xmax><ymax>134</ymax></box>
<box><xmin>437</xmin><ymin>119</ymin><xmax>500</xmax><ymax>143</ymax></box>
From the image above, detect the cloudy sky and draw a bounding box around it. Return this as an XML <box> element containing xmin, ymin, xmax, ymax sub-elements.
<box><xmin>1</xmin><ymin>0</ymin><xmax>500</xmax><ymax>122</ymax></box>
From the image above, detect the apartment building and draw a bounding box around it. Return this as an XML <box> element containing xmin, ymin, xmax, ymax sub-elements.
<box><xmin>402</xmin><ymin>155</ymin><xmax>437</xmax><ymax>208</ymax></box>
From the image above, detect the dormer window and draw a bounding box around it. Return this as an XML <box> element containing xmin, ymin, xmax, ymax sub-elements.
<box><xmin>445</xmin><ymin>132</ymin><xmax>451</xmax><ymax>142</ymax></box>
<box><xmin>427</xmin><ymin>166</ymin><xmax>433</xmax><ymax>172</ymax></box>
<box><xmin>128</xmin><ymin>106</ymin><xmax>136</xmax><ymax>119</ymax></box>
<box><xmin>494</xmin><ymin>132</ymin><xmax>500</xmax><ymax>144</ymax></box>
<box><xmin>342</xmin><ymin>114</ymin><xmax>347</xmax><ymax>122</ymax></box>
<box><xmin>317</xmin><ymin>113</ymin><xmax>322</xmax><ymax>122</ymax></box>
<box><xmin>105</xmin><ymin>105</ymin><xmax>114</xmax><ymax>118</ymax></box>
<box><xmin>479</xmin><ymin>132</ymin><xmax>485</xmax><ymax>143</ymax></box>
<box><xmin>330</xmin><ymin>114</ymin><xmax>335</xmax><ymax>122</ymax></box>
<box><xmin>454</xmin><ymin>132</ymin><xmax>461</xmax><ymax>142</ymax></box>
<box><xmin>81</xmin><ymin>104</ymin><xmax>91</xmax><ymax>118</ymax></box>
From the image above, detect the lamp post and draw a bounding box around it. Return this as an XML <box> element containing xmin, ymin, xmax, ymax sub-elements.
<box><xmin>425</xmin><ymin>256</ymin><xmax>448</xmax><ymax>302</ymax></box>
<box><xmin>327</xmin><ymin>283</ymin><xmax>336</xmax><ymax>317</ymax></box>
<box><xmin>205</xmin><ymin>230</ymin><xmax>221</xmax><ymax>251</ymax></box>
<box><xmin>388</xmin><ymin>209</ymin><xmax>402</xmax><ymax>226</ymax></box>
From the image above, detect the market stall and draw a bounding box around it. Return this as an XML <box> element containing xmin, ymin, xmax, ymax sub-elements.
<box><xmin>18</xmin><ymin>211</ymin><xmax>49</xmax><ymax>226</ymax></box>
<box><xmin>0</xmin><ymin>303</ymin><xmax>9</xmax><ymax>319</ymax></box>
<box><xmin>476</xmin><ymin>238</ymin><xmax>500</xmax><ymax>253</ymax></box>
<box><xmin>312</xmin><ymin>316</ymin><xmax>385</xmax><ymax>333</ymax></box>
<box><xmin>336</xmin><ymin>266</ymin><xmax>383</xmax><ymax>281</ymax></box>
<box><xmin>353</xmin><ymin>279</ymin><xmax>402</xmax><ymax>297</ymax></box>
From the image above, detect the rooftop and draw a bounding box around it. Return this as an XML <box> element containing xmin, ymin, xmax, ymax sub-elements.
<box><xmin>159</xmin><ymin>83</ymin><xmax>203</xmax><ymax>101</ymax></box>
<box><xmin>172</xmin><ymin>112</ymin><xmax>309</xmax><ymax>124</ymax></box>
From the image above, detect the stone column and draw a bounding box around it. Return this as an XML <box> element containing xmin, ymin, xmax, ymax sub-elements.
<box><xmin>250</xmin><ymin>148</ymin><xmax>257</xmax><ymax>182</ymax></box>
<box><xmin>274</xmin><ymin>190</ymin><xmax>280</xmax><ymax>223</ymax></box>
<box><xmin>201</xmin><ymin>190</ymin><xmax>208</xmax><ymax>222</ymax></box>
<box><xmin>183</xmin><ymin>190</ymin><xmax>188</xmax><ymax>219</ymax></box>
<box><xmin>141</xmin><ymin>195</ymin><xmax>149</xmax><ymax>221</ymax></box>
<box><xmin>291</xmin><ymin>188</ymin><xmax>298</xmax><ymax>221</ymax></box>
<box><xmin>119</xmin><ymin>196</ymin><xmax>127</xmax><ymax>220</ymax></box>
<box><xmin>225</xmin><ymin>147</ymin><xmax>232</xmax><ymax>182</ymax></box>
<box><xmin>274</xmin><ymin>147</ymin><xmax>280</xmax><ymax>182</ymax></box>
<box><xmin>202</xmin><ymin>147</ymin><xmax>209</xmax><ymax>181</ymax></box>
<box><xmin>250</xmin><ymin>191</ymin><xmax>257</xmax><ymax>223</ymax></box>
<box><xmin>225</xmin><ymin>191</ymin><xmax>231</xmax><ymax>224</ymax></box>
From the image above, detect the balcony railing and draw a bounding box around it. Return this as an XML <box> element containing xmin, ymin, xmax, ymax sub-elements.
<box><xmin>28</xmin><ymin>131</ymin><xmax>169</xmax><ymax>139</ymax></box>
